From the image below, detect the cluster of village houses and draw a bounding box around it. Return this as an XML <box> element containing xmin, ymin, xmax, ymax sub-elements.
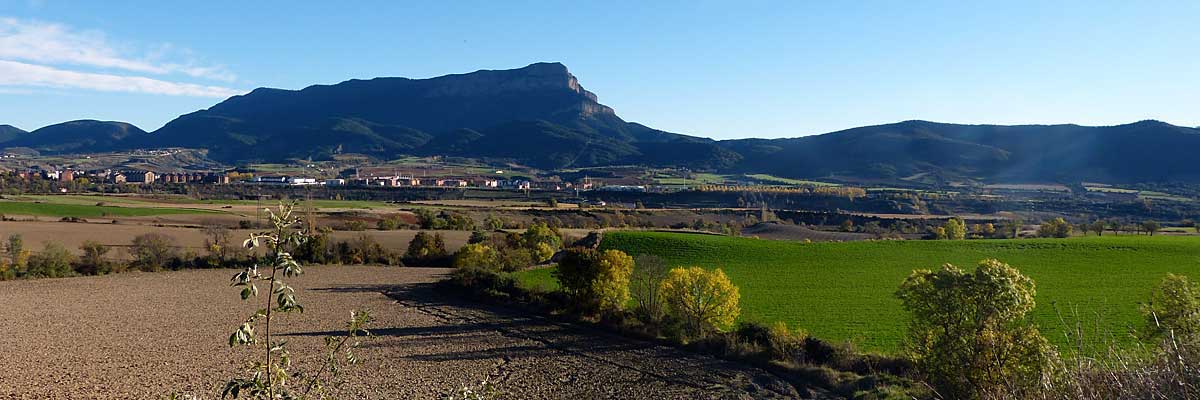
<box><xmin>22</xmin><ymin>169</ymin><xmax>231</xmax><ymax>184</ymax></box>
<box><xmin>19</xmin><ymin>168</ymin><xmax>642</xmax><ymax>191</ymax></box>
<box><xmin>17</xmin><ymin>166</ymin><xmax>652</xmax><ymax>193</ymax></box>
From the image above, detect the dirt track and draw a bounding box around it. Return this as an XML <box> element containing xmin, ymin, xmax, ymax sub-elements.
<box><xmin>0</xmin><ymin>266</ymin><xmax>804</xmax><ymax>399</ymax></box>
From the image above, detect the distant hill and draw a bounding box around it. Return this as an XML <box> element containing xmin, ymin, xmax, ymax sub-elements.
<box><xmin>719</xmin><ymin>120</ymin><xmax>1200</xmax><ymax>184</ymax></box>
<box><xmin>0</xmin><ymin>125</ymin><xmax>26</xmax><ymax>143</ymax></box>
<box><xmin>5</xmin><ymin>63</ymin><xmax>1200</xmax><ymax>184</ymax></box>
<box><xmin>3</xmin><ymin>120</ymin><xmax>148</xmax><ymax>153</ymax></box>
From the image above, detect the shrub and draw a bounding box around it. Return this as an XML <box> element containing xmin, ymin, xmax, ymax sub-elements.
<box><xmin>767</xmin><ymin>321</ymin><xmax>808</xmax><ymax>361</ymax></box>
<box><xmin>453</xmin><ymin>243</ymin><xmax>501</xmax><ymax>271</ymax></box>
<box><xmin>351</xmin><ymin>234</ymin><xmax>397</xmax><ymax>265</ymax></box>
<box><xmin>445</xmin><ymin>212</ymin><xmax>476</xmax><ymax>231</ymax></box>
<box><xmin>553</xmin><ymin>248</ymin><xmax>635</xmax><ymax>312</ymax></box>
<box><xmin>344</xmin><ymin>220</ymin><xmax>369</xmax><ymax>231</ymax></box>
<box><xmin>660</xmin><ymin>266</ymin><xmax>741</xmax><ymax>337</ymax></box>
<box><xmin>1142</xmin><ymin>273</ymin><xmax>1200</xmax><ymax>340</ymax></box>
<box><xmin>204</xmin><ymin>225</ymin><xmax>244</xmax><ymax>262</ymax></box>
<box><xmin>555</xmin><ymin>248</ymin><xmax>602</xmax><ymax>304</ymax></box>
<box><xmin>525</xmin><ymin>221</ymin><xmax>561</xmax><ymax>258</ymax></box>
<box><xmin>130</xmin><ymin>233</ymin><xmax>178</xmax><ymax>271</ymax></box>
<box><xmin>376</xmin><ymin>218</ymin><xmax>400</xmax><ymax>231</ymax></box>
<box><xmin>25</xmin><ymin>241</ymin><xmax>75</xmax><ymax>278</ymax></box>
<box><xmin>895</xmin><ymin>259</ymin><xmax>1054</xmax><ymax>399</ymax></box>
<box><xmin>5</xmin><ymin>234</ymin><xmax>28</xmax><ymax>277</ymax></box>
<box><xmin>532</xmin><ymin>242</ymin><xmax>555</xmax><ymax>263</ymax></box>
<box><xmin>78</xmin><ymin>240</ymin><xmax>112</xmax><ymax>275</ymax></box>
<box><xmin>468</xmin><ymin>230</ymin><xmax>490</xmax><ymax>244</ymax></box>
<box><xmin>483</xmin><ymin>214</ymin><xmax>505</xmax><ymax>231</ymax></box>
<box><xmin>1038</xmin><ymin>217</ymin><xmax>1072</xmax><ymax>238</ymax></box>
<box><xmin>293</xmin><ymin>232</ymin><xmax>331</xmax><ymax>265</ymax></box>
<box><xmin>498</xmin><ymin>247</ymin><xmax>535</xmax><ymax>272</ymax></box>
<box><xmin>404</xmin><ymin>231</ymin><xmax>447</xmax><ymax>265</ymax></box>
<box><xmin>943</xmin><ymin>217</ymin><xmax>966</xmax><ymax>240</ymax></box>
<box><xmin>631</xmin><ymin>254</ymin><xmax>670</xmax><ymax>323</ymax></box>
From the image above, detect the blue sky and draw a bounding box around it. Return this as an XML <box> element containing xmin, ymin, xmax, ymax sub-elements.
<box><xmin>0</xmin><ymin>1</ymin><xmax>1197</xmax><ymax>139</ymax></box>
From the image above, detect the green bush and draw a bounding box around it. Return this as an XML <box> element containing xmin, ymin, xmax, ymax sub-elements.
<box><xmin>453</xmin><ymin>243</ymin><xmax>501</xmax><ymax>271</ymax></box>
<box><xmin>895</xmin><ymin>259</ymin><xmax>1054</xmax><ymax>399</ymax></box>
<box><xmin>1142</xmin><ymin>273</ymin><xmax>1200</xmax><ymax>340</ymax></box>
<box><xmin>554</xmin><ymin>248</ymin><xmax>634</xmax><ymax>312</ymax></box>
<box><xmin>26</xmin><ymin>241</ymin><xmax>75</xmax><ymax>278</ymax></box>
<box><xmin>523</xmin><ymin>222</ymin><xmax>562</xmax><ymax>258</ymax></box>
<box><xmin>404</xmin><ymin>231</ymin><xmax>447</xmax><ymax>266</ymax></box>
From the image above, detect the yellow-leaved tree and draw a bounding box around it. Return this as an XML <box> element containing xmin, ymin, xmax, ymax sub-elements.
<box><xmin>895</xmin><ymin>259</ymin><xmax>1054</xmax><ymax>399</ymax></box>
<box><xmin>453</xmin><ymin>243</ymin><xmax>501</xmax><ymax>270</ymax></box>
<box><xmin>660</xmin><ymin>267</ymin><xmax>741</xmax><ymax>337</ymax></box>
<box><xmin>594</xmin><ymin>250</ymin><xmax>635</xmax><ymax>311</ymax></box>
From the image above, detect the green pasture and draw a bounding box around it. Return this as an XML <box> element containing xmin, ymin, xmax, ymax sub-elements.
<box><xmin>516</xmin><ymin>231</ymin><xmax>1200</xmax><ymax>353</ymax></box>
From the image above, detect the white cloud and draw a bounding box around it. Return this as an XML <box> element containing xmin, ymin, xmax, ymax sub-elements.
<box><xmin>0</xmin><ymin>17</ymin><xmax>236</xmax><ymax>82</ymax></box>
<box><xmin>0</xmin><ymin>60</ymin><xmax>244</xmax><ymax>97</ymax></box>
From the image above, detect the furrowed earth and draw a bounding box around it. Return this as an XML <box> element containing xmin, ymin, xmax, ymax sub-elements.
<box><xmin>0</xmin><ymin>266</ymin><xmax>800</xmax><ymax>399</ymax></box>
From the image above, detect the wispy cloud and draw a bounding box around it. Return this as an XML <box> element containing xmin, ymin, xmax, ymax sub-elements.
<box><xmin>0</xmin><ymin>17</ymin><xmax>243</xmax><ymax>97</ymax></box>
<box><xmin>0</xmin><ymin>60</ymin><xmax>242</xmax><ymax>97</ymax></box>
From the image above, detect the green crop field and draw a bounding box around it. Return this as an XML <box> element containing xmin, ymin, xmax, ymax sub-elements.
<box><xmin>0</xmin><ymin>201</ymin><xmax>217</xmax><ymax>217</ymax></box>
<box><xmin>515</xmin><ymin>231</ymin><xmax>1200</xmax><ymax>353</ymax></box>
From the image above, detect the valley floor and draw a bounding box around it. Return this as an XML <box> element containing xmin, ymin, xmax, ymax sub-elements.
<box><xmin>0</xmin><ymin>266</ymin><xmax>800</xmax><ymax>399</ymax></box>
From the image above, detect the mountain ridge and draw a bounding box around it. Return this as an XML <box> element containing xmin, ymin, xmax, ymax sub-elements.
<box><xmin>3</xmin><ymin>63</ymin><xmax>1199</xmax><ymax>184</ymax></box>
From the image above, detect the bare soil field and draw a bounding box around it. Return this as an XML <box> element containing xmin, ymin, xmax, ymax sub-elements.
<box><xmin>0</xmin><ymin>220</ymin><xmax>472</xmax><ymax>258</ymax></box>
<box><xmin>0</xmin><ymin>267</ymin><xmax>802</xmax><ymax>399</ymax></box>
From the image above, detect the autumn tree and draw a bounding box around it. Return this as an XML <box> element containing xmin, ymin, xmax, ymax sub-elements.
<box><xmin>1038</xmin><ymin>218</ymin><xmax>1072</xmax><ymax>238</ymax></box>
<box><xmin>453</xmin><ymin>243</ymin><xmax>501</xmax><ymax>271</ymax></box>
<box><xmin>522</xmin><ymin>222</ymin><xmax>562</xmax><ymax>262</ymax></box>
<box><xmin>661</xmin><ymin>267</ymin><xmax>741</xmax><ymax>337</ymax></box>
<box><xmin>404</xmin><ymin>231</ymin><xmax>447</xmax><ymax>264</ymax></box>
<box><xmin>895</xmin><ymin>259</ymin><xmax>1054</xmax><ymax>399</ymax></box>
<box><xmin>944</xmin><ymin>217</ymin><xmax>967</xmax><ymax>240</ymax></box>
<box><xmin>982</xmin><ymin>223</ymin><xmax>997</xmax><ymax>237</ymax></box>
<box><xmin>1089</xmin><ymin>220</ymin><xmax>1106</xmax><ymax>236</ymax></box>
